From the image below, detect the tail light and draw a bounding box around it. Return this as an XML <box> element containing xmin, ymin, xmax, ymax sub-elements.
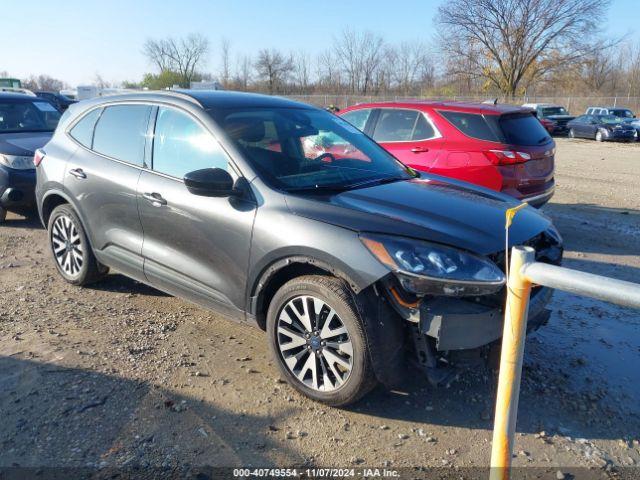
<box><xmin>33</xmin><ymin>149</ymin><xmax>45</xmax><ymax>167</ymax></box>
<box><xmin>485</xmin><ymin>150</ymin><xmax>531</xmax><ymax>165</ymax></box>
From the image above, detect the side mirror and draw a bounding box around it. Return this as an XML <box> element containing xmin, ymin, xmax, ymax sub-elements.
<box><xmin>184</xmin><ymin>168</ymin><xmax>238</xmax><ymax>197</ymax></box>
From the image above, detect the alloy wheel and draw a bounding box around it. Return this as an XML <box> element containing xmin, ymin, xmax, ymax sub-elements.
<box><xmin>51</xmin><ymin>215</ymin><xmax>84</xmax><ymax>276</ymax></box>
<box><xmin>276</xmin><ymin>295</ymin><xmax>353</xmax><ymax>392</ymax></box>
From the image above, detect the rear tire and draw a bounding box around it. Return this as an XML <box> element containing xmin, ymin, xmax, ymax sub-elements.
<box><xmin>0</xmin><ymin>207</ymin><xmax>6</xmax><ymax>224</ymax></box>
<box><xmin>266</xmin><ymin>275</ymin><xmax>377</xmax><ymax>406</ymax></box>
<box><xmin>47</xmin><ymin>204</ymin><xmax>107</xmax><ymax>285</ymax></box>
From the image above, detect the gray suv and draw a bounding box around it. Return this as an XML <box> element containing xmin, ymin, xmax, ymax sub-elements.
<box><xmin>36</xmin><ymin>91</ymin><xmax>562</xmax><ymax>406</ymax></box>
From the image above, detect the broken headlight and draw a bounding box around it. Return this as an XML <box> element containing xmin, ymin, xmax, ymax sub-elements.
<box><xmin>361</xmin><ymin>233</ymin><xmax>505</xmax><ymax>297</ymax></box>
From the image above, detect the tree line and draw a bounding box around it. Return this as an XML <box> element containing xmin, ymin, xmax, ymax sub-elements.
<box><xmin>6</xmin><ymin>0</ymin><xmax>640</xmax><ymax>99</ymax></box>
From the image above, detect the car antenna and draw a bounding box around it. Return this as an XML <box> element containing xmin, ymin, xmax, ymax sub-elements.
<box><xmin>482</xmin><ymin>98</ymin><xmax>498</xmax><ymax>106</ymax></box>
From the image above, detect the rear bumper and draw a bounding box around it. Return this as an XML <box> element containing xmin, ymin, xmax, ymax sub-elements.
<box><xmin>520</xmin><ymin>185</ymin><xmax>555</xmax><ymax>207</ymax></box>
<box><xmin>0</xmin><ymin>166</ymin><xmax>36</xmax><ymax>210</ymax></box>
<box><xmin>502</xmin><ymin>181</ymin><xmax>555</xmax><ymax>208</ymax></box>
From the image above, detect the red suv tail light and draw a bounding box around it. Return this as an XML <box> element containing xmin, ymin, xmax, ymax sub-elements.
<box><xmin>485</xmin><ymin>150</ymin><xmax>531</xmax><ymax>165</ymax></box>
<box><xmin>33</xmin><ymin>149</ymin><xmax>45</xmax><ymax>167</ymax></box>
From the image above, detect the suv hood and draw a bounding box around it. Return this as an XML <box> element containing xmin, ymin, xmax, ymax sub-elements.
<box><xmin>285</xmin><ymin>176</ymin><xmax>553</xmax><ymax>255</ymax></box>
<box><xmin>0</xmin><ymin>131</ymin><xmax>53</xmax><ymax>156</ymax></box>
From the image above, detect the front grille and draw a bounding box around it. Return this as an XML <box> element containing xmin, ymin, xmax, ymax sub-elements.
<box><xmin>488</xmin><ymin>231</ymin><xmax>563</xmax><ymax>274</ymax></box>
<box><xmin>475</xmin><ymin>230</ymin><xmax>563</xmax><ymax>308</ymax></box>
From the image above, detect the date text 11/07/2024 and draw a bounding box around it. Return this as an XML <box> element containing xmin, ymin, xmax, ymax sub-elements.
<box><xmin>232</xmin><ymin>468</ymin><xmax>401</xmax><ymax>478</ymax></box>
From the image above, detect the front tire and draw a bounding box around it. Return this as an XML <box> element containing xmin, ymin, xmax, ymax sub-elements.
<box><xmin>48</xmin><ymin>204</ymin><xmax>106</xmax><ymax>285</ymax></box>
<box><xmin>267</xmin><ymin>275</ymin><xmax>377</xmax><ymax>406</ymax></box>
<box><xmin>568</xmin><ymin>128</ymin><xmax>575</xmax><ymax>139</ymax></box>
<box><xmin>595</xmin><ymin>129</ymin><xmax>604</xmax><ymax>142</ymax></box>
<box><xmin>0</xmin><ymin>206</ymin><xmax>6</xmax><ymax>224</ymax></box>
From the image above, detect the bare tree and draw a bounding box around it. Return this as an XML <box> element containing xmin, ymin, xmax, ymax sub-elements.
<box><xmin>391</xmin><ymin>41</ymin><xmax>433</xmax><ymax>96</ymax></box>
<box><xmin>332</xmin><ymin>29</ymin><xmax>385</xmax><ymax>94</ymax></box>
<box><xmin>621</xmin><ymin>41</ymin><xmax>640</xmax><ymax>98</ymax></box>
<box><xmin>293</xmin><ymin>51</ymin><xmax>312</xmax><ymax>93</ymax></box>
<box><xmin>582</xmin><ymin>51</ymin><xmax>613</xmax><ymax>92</ymax></box>
<box><xmin>254</xmin><ymin>49</ymin><xmax>293</xmax><ymax>94</ymax></box>
<box><xmin>93</xmin><ymin>73</ymin><xmax>112</xmax><ymax>89</ymax></box>
<box><xmin>22</xmin><ymin>74</ymin><xmax>68</xmax><ymax>92</ymax></box>
<box><xmin>316</xmin><ymin>50</ymin><xmax>342</xmax><ymax>93</ymax></box>
<box><xmin>220</xmin><ymin>37</ymin><xmax>231</xmax><ymax>87</ymax></box>
<box><xmin>437</xmin><ymin>0</ymin><xmax>613</xmax><ymax>97</ymax></box>
<box><xmin>232</xmin><ymin>54</ymin><xmax>252</xmax><ymax>90</ymax></box>
<box><xmin>143</xmin><ymin>34</ymin><xmax>210</xmax><ymax>87</ymax></box>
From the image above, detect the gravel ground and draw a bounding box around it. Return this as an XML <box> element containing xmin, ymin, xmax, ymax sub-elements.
<box><xmin>0</xmin><ymin>138</ymin><xmax>639</xmax><ymax>477</ymax></box>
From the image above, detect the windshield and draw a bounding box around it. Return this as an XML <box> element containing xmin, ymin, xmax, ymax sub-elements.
<box><xmin>540</xmin><ymin>107</ymin><xmax>568</xmax><ymax>117</ymax></box>
<box><xmin>213</xmin><ymin>107</ymin><xmax>414</xmax><ymax>191</ymax></box>
<box><xmin>0</xmin><ymin>100</ymin><xmax>61</xmax><ymax>133</ymax></box>
<box><xmin>609</xmin><ymin>109</ymin><xmax>633</xmax><ymax>118</ymax></box>
<box><xmin>598</xmin><ymin>115</ymin><xmax>623</xmax><ymax>124</ymax></box>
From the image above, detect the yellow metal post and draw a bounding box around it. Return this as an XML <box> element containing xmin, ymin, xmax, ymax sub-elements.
<box><xmin>490</xmin><ymin>246</ymin><xmax>535</xmax><ymax>480</ymax></box>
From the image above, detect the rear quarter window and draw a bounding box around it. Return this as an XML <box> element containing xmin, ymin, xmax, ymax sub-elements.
<box><xmin>438</xmin><ymin>111</ymin><xmax>500</xmax><ymax>142</ymax></box>
<box><xmin>68</xmin><ymin>108</ymin><xmax>101</xmax><ymax>147</ymax></box>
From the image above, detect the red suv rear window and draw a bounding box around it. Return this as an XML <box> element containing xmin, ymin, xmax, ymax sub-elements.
<box><xmin>439</xmin><ymin>110</ymin><xmax>552</xmax><ymax>146</ymax></box>
<box><xmin>497</xmin><ymin>114</ymin><xmax>552</xmax><ymax>146</ymax></box>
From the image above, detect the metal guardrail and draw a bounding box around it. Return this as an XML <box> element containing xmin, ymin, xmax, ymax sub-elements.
<box><xmin>489</xmin><ymin>246</ymin><xmax>640</xmax><ymax>480</ymax></box>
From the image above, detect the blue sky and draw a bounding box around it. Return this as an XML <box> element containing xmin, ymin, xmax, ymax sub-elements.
<box><xmin>2</xmin><ymin>0</ymin><xmax>639</xmax><ymax>86</ymax></box>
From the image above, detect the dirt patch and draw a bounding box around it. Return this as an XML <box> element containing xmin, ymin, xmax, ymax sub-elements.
<box><xmin>1</xmin><ymin>138</ymin><xmax>639</xmax><ymax>472</ymax></box>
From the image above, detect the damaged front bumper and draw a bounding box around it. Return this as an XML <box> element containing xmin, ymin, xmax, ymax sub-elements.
<box><xmin>420</xmin><ymin>287</ymin><xmax>552</xmax><ymax>350</ymax></box>
<box><xmin>384</xmin><ymin>280</ymin><xmax>553</xmax><ymax>351</ymax></box>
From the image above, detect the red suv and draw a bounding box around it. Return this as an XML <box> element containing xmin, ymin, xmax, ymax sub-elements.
<box><xmin>339</xmin><ymin>101</ymin><xmax>555</xmax><ymax>207</ymax></box>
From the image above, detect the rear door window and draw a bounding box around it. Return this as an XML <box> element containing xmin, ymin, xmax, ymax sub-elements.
<box><xmin>69</xmin><ymin>108</ymin><xmax>102</xmax><ymax>148</ymax></box>
<box><xmin>497</xmin><ymin>114</ymin><xmax>552</xmax><ymax>146</ymax></box>
<box><xmin>372</xmin><ymin>109</ymin><xmax>435</xmax><ymax>142</ymax></box>
<box><xmin>341</xmin><ymin>108</ymin><xmax>372</xmax><ymax>132</ymax></box>
<box><xmin>438</xmin><ymin>111</ymin><xmax>500</xmax><ymax>142</ymax></box>
<box><xmin>92</xmin><ymin>104</ymin><xmax>152</xmax><ymax>166</ymax></box>
<box><xmin>152</xmin><ymin>107</ymin><xmax>228</xmax><ymax>179</ymax></box>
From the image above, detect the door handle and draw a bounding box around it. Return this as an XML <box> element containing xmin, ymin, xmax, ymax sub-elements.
<box><xmin>68</xmin><ymin>168</ymin><xmax>87</xmax><ymax>179</ymax></box>
<box><xmin>411</xmin><ymin>146</ymin><xmax>429</xmax><ymax>153</ymax></box>
<box><xmin>143</xmin><ymin>192</ymin><xmax>167</xmax><ymax>206</ymax></box>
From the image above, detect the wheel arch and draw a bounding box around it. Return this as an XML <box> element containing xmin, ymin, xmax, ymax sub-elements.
<box><xmin>248</xmin><ymin>254</ymin><xmax>369</xmax><ymax>331</ymax></box>
<box><xmin>41</xmin><ymin>191</ymin><xmax>72</xmax><ymax>226</ymax></box>
<box><xmin>40</xmin><ymin>190</ymin><xmax>93</xmax><ymax>242</ymax></box>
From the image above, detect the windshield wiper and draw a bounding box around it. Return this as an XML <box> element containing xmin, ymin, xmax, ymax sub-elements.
<box><xmin>345</xmin><ymin>175</ymin><xmax>409</xmax><ymax>190</ymax></box>
<box><xmin>284</xmin><ymin>184</ymin><xmax>353</xmax><ymax>193</ymax></box>
<box><xmin>284</xmin><ymin>175</ymin><xmax>408</xmax><ymax>194</ymax></box>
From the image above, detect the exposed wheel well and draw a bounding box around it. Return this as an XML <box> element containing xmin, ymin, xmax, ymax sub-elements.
<box><xmin>254</xmin><ymin>262</ymin><xmax>334</xmax><ymax>330</ymax></box>
<box><xmin>41</xmin><ymin>194</ymin><xmax>69</xmax><ymax>226</ymax></box>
